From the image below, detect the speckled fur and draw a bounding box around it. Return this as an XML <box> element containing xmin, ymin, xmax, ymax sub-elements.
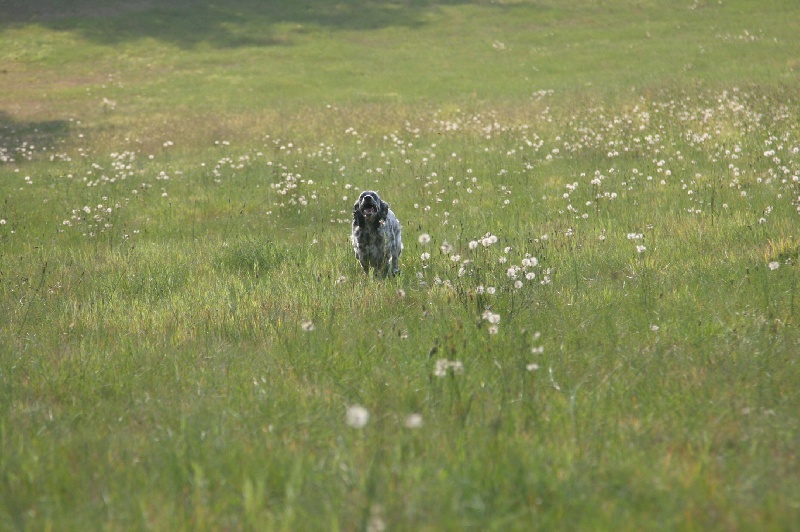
<box><xmin>352</xmin><ymin>191</ymin><xmax>403</xmax><ymax>277</ymax></box>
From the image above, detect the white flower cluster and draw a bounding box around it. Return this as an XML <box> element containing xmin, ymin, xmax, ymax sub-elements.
<box><xmin>433</xmin><ymin>359</ymin><xmax>464</xmax><ymax>377</ymax></box>
<box><xmin>481</xmin><ymin>309</ymin><xmax>501</xmax><ymax>335</ymax></box>
<box><xmin>61</xmin><ymin>199</ymin><xmax>125</xmax><ymax>238</ymax></box>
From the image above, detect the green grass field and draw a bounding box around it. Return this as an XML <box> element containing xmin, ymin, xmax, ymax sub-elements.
<box><xmin>2</xmin><ymin>0</ymin><xmax>800</xmax><ymax>529</ymax></box>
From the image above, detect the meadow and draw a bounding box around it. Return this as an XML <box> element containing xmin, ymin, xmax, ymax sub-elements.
<box><xmin>1</xmin><ymin>0</ymin><xmax>800</xmax><ymax>529</ymax></box>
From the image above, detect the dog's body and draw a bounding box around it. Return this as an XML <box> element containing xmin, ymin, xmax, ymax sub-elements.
<box><xmin>352</xmin><ymin>190</ymin><xmax>402</xmax><ymax>277</ymax></box>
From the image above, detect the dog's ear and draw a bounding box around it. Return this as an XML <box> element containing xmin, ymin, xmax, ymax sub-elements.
<box><xmin>378</xmin><ymin>200</ymin><xmax>390</xmax><ymax>221</ymax></box>
<box><xmin>353</xmin><ymin>199</ymin><xmax>364</xmax><ymax>226</ymax></box>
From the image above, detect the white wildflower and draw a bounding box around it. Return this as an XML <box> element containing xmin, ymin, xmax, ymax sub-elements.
<box><xmin>522</xmin><ymin>256</ymin><xmax>538</xmax><ymax>268</ymax></box>
<box><xmin>434</xmin><ymin>359</ymin><xmax>464</xmax><ymax>377</ymax></box>
<box><xmin>404</xmin><ymin>413</ymin><xmax>424</xmax><ymax>429</ymax></box>
<box><xmin>346</xmin><ymin>405</ymin><xmax>370</xmax><ymax>429</ymax></box>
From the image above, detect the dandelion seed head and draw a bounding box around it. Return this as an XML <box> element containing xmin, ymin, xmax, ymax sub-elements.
<box><xmin>404</xmin><ymin>413</ymin><xmax>424</xmax><ymax>429</ymax></box>
<box><xmin>434</xmin><ymin>359</ymin><xmax>449</xmax><ymax>377</ymax></box>
<box><xmin>482</xmin><ymin>310</ymin><xmax>501</xmax><ymax>324</ymax></box>
<box><xmin>346</xmin><ymin>405</ymin><xmax>369</xmax><ymax>429</ymax></box>
<box><xmin>522</xmin><ymin>256</ymin><xmax>538</xmax><ymax>268</ymax></box>
<box><xmin>434</xmin><ymin>359</ymin><xmax>464</xmax><ymax>377</ymax></box>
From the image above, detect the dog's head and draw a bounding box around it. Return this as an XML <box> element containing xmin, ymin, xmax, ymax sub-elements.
<box><xmin>353</xmin><ymin>190</ymin><xmax>389</xmax><ymax>224</ymax></box>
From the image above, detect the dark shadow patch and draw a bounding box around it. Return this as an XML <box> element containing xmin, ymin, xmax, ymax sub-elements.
<box><xmin>1</xmin><ymin>0</ymin><xmax>483</xmax><ymax>49</ymax></box>
<box><xmin>0</xmin><ymin>111</ymin><xmax>71</xmax><ymax>163</ymax></box>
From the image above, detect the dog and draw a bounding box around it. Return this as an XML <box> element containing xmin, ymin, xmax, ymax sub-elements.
<box><xmin>351</xmin><ymin>190</ymin><xmax>403</xmax><ymax>277</ymax></box>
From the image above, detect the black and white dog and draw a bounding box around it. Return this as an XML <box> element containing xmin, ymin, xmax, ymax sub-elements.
<box><xmin>352</xmin><ymin>190</ymin><xmax>402</xmax><ymax>277</ymax></box>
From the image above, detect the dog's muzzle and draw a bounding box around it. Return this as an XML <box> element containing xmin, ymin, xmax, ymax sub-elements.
<box><xmin>361</xmin><ymin>197</ymin><xmax>378</xmax><ymax>217</ymax></box>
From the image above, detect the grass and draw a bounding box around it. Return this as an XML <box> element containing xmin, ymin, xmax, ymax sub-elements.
<box><xmin>2</xmin><ymin>0</ymin><xmax>800</xmax><ymax>529</ymax></box>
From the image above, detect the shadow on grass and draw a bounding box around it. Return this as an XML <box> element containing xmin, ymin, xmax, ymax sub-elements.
<box><xmin>0</xmin><ymin>111</ymin><xmax>70</xmax><ymax>161</ymax></box>
<box><xmin>2</xmin><ymin>0</ymin><xmax>486</xmax><ymax>49</ymax></box>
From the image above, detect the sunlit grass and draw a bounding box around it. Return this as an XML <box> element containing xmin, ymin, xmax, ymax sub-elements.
<box><xmin>2</xmin><ymin>0</ymin><xmax>800</xmax><ymax>529</ymax></box>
